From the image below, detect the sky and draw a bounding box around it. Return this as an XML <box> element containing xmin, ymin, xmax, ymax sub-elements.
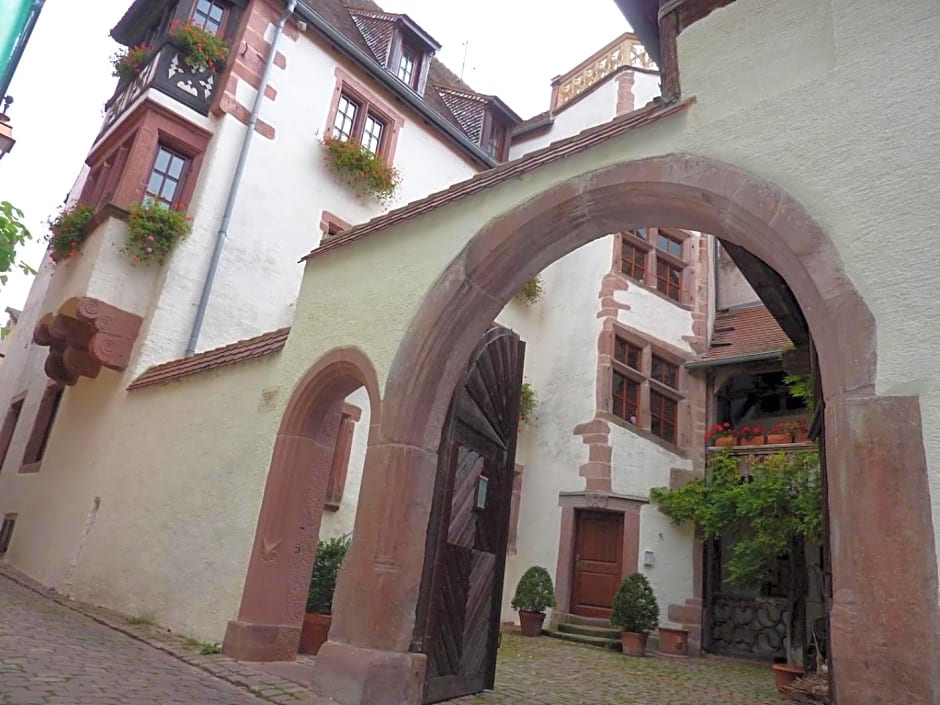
<box><xmin>0</xmin><ymin>0</ymin><xmax>633</xmax><ymax>313</ymax></box>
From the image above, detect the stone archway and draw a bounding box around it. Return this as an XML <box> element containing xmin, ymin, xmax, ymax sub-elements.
<box><xmin>313</xmin><ymin>155</ymin><xmax>938</xmax><ymax>705</ymax></box>
<box><xmin>223</xmin><ymin>347</ymin><xmax>380</xmax><ymax>662</ymax></box>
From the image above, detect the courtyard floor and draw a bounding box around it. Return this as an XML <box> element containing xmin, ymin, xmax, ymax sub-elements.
<box><xmin>0</xmin><ymin>569</ymin><xmax>783</xmax><ymax>705</ymax></box>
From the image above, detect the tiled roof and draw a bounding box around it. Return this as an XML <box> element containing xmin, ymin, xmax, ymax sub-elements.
<box><xmin>436</xmin><ymin>87</ymin><xmax>489</xmax><ymax>143</ymax></box>
<box><xmin>302</xmin><ymin>97</ymin><xmax>694</xmax><ymax>262</ymax></box>
<box><xmin>127</xmin><ymin>328</ymin><xmax>290</xmax><ymax>391</ymax></box>
<box><xmin>698</xmin><ymin>304</ymin><xmax>792</xmax><ymax>364</ymax></box>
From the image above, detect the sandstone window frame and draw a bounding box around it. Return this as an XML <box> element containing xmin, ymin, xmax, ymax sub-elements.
<box><xmin>324</xmin><ymin>402</ymin><xmax>362</xmax><ymax>511</ymax></box>
<box><xmin>189</xmin><ymin>0</ymin><xmax>230</xmax><ymax>36</ymax></box>
<box><xmin>0</xmin><ymin>514</ymin><xmax>16</xmax><ymax>555</ymax></box>
<box><xmin>616</xmin><ymin>228</ymin><xmax>695</xmax><ymax>307</ymax></box>
<box><xmin>325</xmin><ymin>68</ymin><xmax>404</xmax><ymax>164</ymax></box>
<box><xmin>19</xmin><ymin>383</ymin><xmax>65</xmax><ymax>473</ymax></box>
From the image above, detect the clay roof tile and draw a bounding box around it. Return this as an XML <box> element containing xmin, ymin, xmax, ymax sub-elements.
<box><xmin>698</xmin><ymin>304</ymin><xmax>791</xmax><ymax>364</ymax></box>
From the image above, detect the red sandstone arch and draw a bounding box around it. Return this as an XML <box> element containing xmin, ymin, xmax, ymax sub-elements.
<box><xmin>223</xmin><ymin>347</ymin><xmax>381</xmax><ymax>662</ymax></box>
<box><xmin>314</xmin><ymin>155</ymin><xmax>939</xmax><ymax>705</ymax></box>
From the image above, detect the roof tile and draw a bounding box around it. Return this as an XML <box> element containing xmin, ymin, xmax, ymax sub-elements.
<box><xmin>699</xmin><ymin>305</ymin><xmax>791</xmax><ymax>363</ymax></box>
<box><xmin>128</xmin><ymin>328</ymin><xmax>290</xmax><ymax>390</ymax></box>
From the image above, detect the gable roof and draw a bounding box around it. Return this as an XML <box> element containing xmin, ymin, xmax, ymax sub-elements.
<box><xmin>302</xmin><ymin>97</ymin><xmax>694</xmax><ymax>262</ymax></box>
<box><xmin>692</xmin><ymin>304</ymin><xmax>792</xmax><ymax>367</ymax></box>
<box><xmin>127</xmin><ymin>328</ymin><xmax>290</xmax><ymax>390</ymax></box>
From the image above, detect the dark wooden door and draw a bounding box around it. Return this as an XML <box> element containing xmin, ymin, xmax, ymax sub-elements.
<box><xmin>570</xmin><ymin>510</ymin><xmax>624</xmax><ymax>619</ymax></box>
<box><xmin>413</xmin><ymin>326</ymin><xmax>525</xmax><ymax>704</ymax></box>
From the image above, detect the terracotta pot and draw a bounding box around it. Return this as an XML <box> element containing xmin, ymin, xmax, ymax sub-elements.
<box><xmin>714</xmin><ymin>436</ymin><xmax>735</xmax><ymax>447</ymax></box>
<box><xmin>298</xmin><ymin>613</ymin><xmax>331</xmax><ymax>655</ymax></box>
<box><xmin>772</xmin><ymin>663</ymin><xmax>805</xmax><ymax>690</ymax></box>
<box><xmin>518</xmin><ymin>610</ymin><xmax>546</xmax><ymax>637</ymax></box>
<box><xmin>793</xmin><ymin>431</ymin><xmax>810</xmax><ymax>443</ymax></box>
<box><xmin>621</xmin><ymin>631</ymin><xmax>648</xmax><ymax>657</ymax></box>
<box><xmin>657</xmin><ymin>627</ymin><xmax>688</xmax><ymax>657</ymax></box>
<box><xmin>739</xmin><ymin>435</ymin><xmax>765</xmax><ymax>446</ymax></box>
<box><xmin>766</xmin><ymin>433</ymin><xmax>792</xmax><ymax>445</ymax></box>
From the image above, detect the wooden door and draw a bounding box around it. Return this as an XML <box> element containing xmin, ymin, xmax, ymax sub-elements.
<box><xmin>570</xmin><ymin>510</ymin><xmax>624</xmax><ymax>619</ymax></box>
<box><xmin>413</xmin><ymin>326</ymin><xmax>525</xmax><ymax>704</ymax></box>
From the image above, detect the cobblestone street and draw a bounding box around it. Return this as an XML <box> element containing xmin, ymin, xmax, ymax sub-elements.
<box><xmin>0</xmin><ymin>571</ymin><xmax>782</xmax><ymax>705</ymax></box>
<box><xmin>447</xmin><ymin>631</ymin><xmax>784</xmax><ymax>705</ymax></box>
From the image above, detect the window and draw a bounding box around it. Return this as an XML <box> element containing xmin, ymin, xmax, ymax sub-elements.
<box><xmin>620</xmin><ymin>240</ymin><xmax>647</xmax><ymax>281</ymax></box>
<box><xmin>397</xmin><ymin>47</ymin><xmax>417</xmax><ymax>88</ymax></box>
<box><xmin>191</xmin><ymin>0</ymin><xmax>227</xmax><ymax>35</ymax></box>
<box><xmin>612</xmin><ymin>371</ymin><xmax>640</xmax><ymax>425</ymax></box>
<box><xmin>0</xmin><ymin>516</ymin><xmax>15</xmax><ymax>554</ymax></box>
<box><xmin>483</xmin><ymin>123</ymin><xmax>507</xmax><ymax>160</ymax></box>
<box><xmin>656</xmin><ymin>259</ymin><xmax>682</xmax><ymax>302</ymax></box>
<box><xmin>650</xmin><ymin>390</ymin><xmax>678</xmax><ymax>444</ymax></box>
<box><xmin>330</xmin><ymin>91</ymin><xmax>389</xmax><ymax>157</ymax></box>
<box><xmin>22</xmin><ymin>385</ymin><xmax>64</xmax><ymax>468</ymax></box>
<box><xmin>618</xmin><ymin>229</ymin><xmax>689</xmax><ymax>305</ymax></box>
<box><xmin>614</xmin><ymin>337</ymin><xmax>642</xmax><ymax>370</ymax></box>
<box><xmin>608</xmin><ymin>330</ymin><xmax>685</xmax><ymax>448</ymax></box>
<box><xmin>0</xmin><ymin>397</ymin><xmax>24</xmax><ymax>470</ymax></box>
<box><xmin>325</xmin><ymin>404</ymin><xmax>361</xmax><ymax>509</ymax></box>
<box><xmin>651</xmin><ymin>355</ymin><xmax>679</xmax><ymax>388</ymax></box>
<box><xmin>145</xmin><ymin>146</ymin><xmax>189</xmax><ymax>208</ymax></box>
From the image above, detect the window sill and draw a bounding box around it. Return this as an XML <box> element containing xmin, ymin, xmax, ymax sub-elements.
<box><xmin>597</xmin><ymin>411</ymin><xmax>688</xmax><ymax>459</ymax></box>
<box><xmin>610</xmin><ymin>271</ymin><xmax>693</xmax><ymax>311</ymax></box>
<box><xmin>18</xmin><ymin>462</ymin><xmax>42</xmax><ymax>475</ymax></box>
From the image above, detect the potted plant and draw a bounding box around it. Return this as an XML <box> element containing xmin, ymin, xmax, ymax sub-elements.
<box><xmin>123</xmin><ymin>201</ymin><xmax>191</xmax><ymax>265</ymax></box>
<box><xmin>705</xmin><ymin>422</ymin><xmax>735</xmax><ymax>447</ymax></box>
<box><xmin>736</xmin><ymin>424</ymin><xmax>765</xmax><ymax>446</ymax></box>
<box><xmin>767</xmin><ymin>422</ymin><xmax>793</xmax><ymax>445</ymax></box>
<box><xmin>111</xmin><ymin>44</ymin><xmax>150</xmax><ymax>83</ymax></box>
<box><xmin>170</xmin><ymin>19</ymin><xmax>229</xmax><ymax>72</ymax></box>
<box><xmin>789</xmin><ymin>418</ymin><xmax>811</xmax><ymax>443</ymax></box>
<box><xmin>510</xmin><ymin>566</ymin><xmax>555</xmax><ymax>636</ymax></box>
<box><xmin>320</xmin><ymin>136</ymin><xmax>400</xmax><ymax>203</ymax></box>
<box><xmin>47</xmin><ymin>203</ymin><xmax>95</xmax><ymax>264</ymax></box>
<box><xmin>610</xmin><ymin>572</ymin><xmax>659</xmax><ymax>656</ymax></box>
<box><xmin>299</xmin><ymin>534</ymin><xmax>351</xmax><ymax>655</ymax></box>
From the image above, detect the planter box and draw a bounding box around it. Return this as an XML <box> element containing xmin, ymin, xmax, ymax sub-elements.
<box><xmin>793</xmin><ymin>431</ymin><xmax>811</xmax><ymax>443</ymax></box>
<box><xmin>772</xmin><ymin>663</ymin><xmax>805</xmax><ymax>691</ymax></box>
<box><xmin>739</xmin><ymin>436</ymin><xmax>765</xmax><ymax>446</ymax></box>
<box><xmin>298</xmin><ymin>613</ymin><xmax>331</xmax><ymax>655</ymax></box>
<box><xmin>657</xmin><ymin>627</ymin><xmax>688</xmax><ymax>657</ymax></box>
<box><xmin>766</xmin><ymin>433</ymin><xmax>792</xmax><ymax>445</ymax></box>
<box><xmin>714</xmin><ymin>436</ymin><xmax>735</xmax><ymax>447</ymax></box>
<box><xmin>621</xmin><ymin>631</ymin><xmax>648</xmax><ymax>657</ymax></box>
<box><xmin>518</xmin><ymin>610</ymin><xmax>546</xmax><ymax>637</ymax></box>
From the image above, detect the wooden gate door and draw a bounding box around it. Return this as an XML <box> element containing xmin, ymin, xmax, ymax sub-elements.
<box><xmin>570</xmin><ymin>510</ymin><xmax>624</xmax><ymax>619</ymax></box>
<box><xmin>413</xmin><ymin>326</ymin><xmax>525</xmax><ymax>704</ymax></box>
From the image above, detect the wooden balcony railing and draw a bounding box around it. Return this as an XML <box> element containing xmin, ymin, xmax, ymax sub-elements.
<box><xmin>706</xmin><ymin>441</ymin><xmax>817</xmax><ymax>478</ymax></box>
<box><xmin>102</xmin><ymin>40</ymin><xmax>219</xmax><ymax>133</ymax></box>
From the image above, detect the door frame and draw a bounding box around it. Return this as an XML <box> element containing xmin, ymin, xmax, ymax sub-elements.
<box><xmin>570</xmin><ymin>508</ymin><xmax>625</xmax><ymax>619</ymax></box>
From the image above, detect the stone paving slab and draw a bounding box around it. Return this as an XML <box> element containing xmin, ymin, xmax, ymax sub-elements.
<box><xmin>445</xmin><ymin>631</ymin><xmax>785</xmax><ymax>705</ymax></box>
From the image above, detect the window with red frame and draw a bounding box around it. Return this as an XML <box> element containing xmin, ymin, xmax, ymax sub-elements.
<box><xmin>612</xmin><ymin>371</ymin><xmax>640</xmax><ymax>425</ymax></box>
<box><xmin>656</xmin><ymin>258</ymin><xmax>682</xmax><ymax>302</ymax></box>
<box><xmin>0</xmin><ymin>398</ymin><xmax>23</xmax><ymax>471</ymax></box>
<box><xmin>397</xmin><ymin>46</ymin><xmax>419</xmax><ymax>89</ymax></box>
<box><xmin>22</xmin><ymin>385</ymin><xmax>64</xmax><ymax>467</ymax></box>
<box><xmin>145</xmin><ymin>146</ymin><xmax>190</xmax><ymax>208</ymax></box>
<box><xmin>656</xmin><ymin>230</ymin><xmax>682</xmax><ymax>258</ymax></box>
<box><xmin>190</xmin><ymin>0</ymin><xmax>227</xmax><ymax>35</ymax></box>
<box><xmin>620</xmin><ymin>239</ymin><xmax>647</xmax><ymax>280</ymax></box>
<box><xmin>330</xmin><ymin>92</ymin><xmax>388</xmax><ymax>157</ymax></box>
<box><xmin>651</xmin><ymin>355</ymin><xmax>679</xmax><ymax>389</ymax></box>
<box><xmin>614</xmin><ymin>336</ymin><xmax>642</xmax><ymax>370</ymax></box>
<box><xmin>649</xmin><ymin>390</ymin><xmax>678</xmax><ymax>443</ymax></box>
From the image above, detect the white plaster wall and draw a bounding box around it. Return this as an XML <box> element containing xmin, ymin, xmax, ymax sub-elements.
<box><xmin>134</xmin><ymin>25</ymin><xmax>482</xmax><ymax>375</ymax></box>
<box><xmin>633</xmin><ymin>71</ymin><xmax>661</xmax><ymax>109</ymax></box>
<box><xmin>716</xmin><ymin>243</ymin><xmax>758</xmax><ymax>309</ymax></box>
<box><xmin>318</xmin><ymin>386</ymin><xmax>370</xmax><ymax>540</ymax></box>
<box><xmin>638</xmin><ymin>504</ymin><xmax>695</xmax><ymax>627</ymax></box>
<box><xmin>615</xmin><ymin>285</ymin><xmax>695</xmax><ymax>352</ymax></box>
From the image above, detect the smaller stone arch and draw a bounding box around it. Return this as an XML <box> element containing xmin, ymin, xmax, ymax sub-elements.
<box><xmin>223</xmin><ymin>347</ymin><xmax>381</xmax><ymax>662</ymax></box>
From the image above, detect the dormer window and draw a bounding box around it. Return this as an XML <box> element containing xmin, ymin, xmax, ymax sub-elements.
<box><xmin>190</xmin><ymin>0</ymin><xmax>227</xmax><ymax>36</ymax></box>
<box><xmin>483</xmin><ymin>122</ymin><xmax>508</xmax><ymax>160</ymax></box>
<box><xmin>397</xmin><ymin>46</ymin><xmax>418</xmax><ymax>89</ymax></box>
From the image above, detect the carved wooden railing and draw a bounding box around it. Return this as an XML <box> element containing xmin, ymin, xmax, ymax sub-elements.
<box><xmin>706</xmin><ymin>442</ymin><xmax>818</xmax><ymax>479</ymax></box>
<box><xmin>551</xmin><ymin>33</ymin><xmax>657</xmax><ymax>112</ymax></box>
<box><xmin>102</xmin><ymin>40</ymin><xmax>220</xmax><ymax>133</ymax></box>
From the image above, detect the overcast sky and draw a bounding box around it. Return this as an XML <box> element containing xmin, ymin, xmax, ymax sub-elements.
<box><xmin>0</xmin><ymin>0</ymin><xmax>632</xmax><ymax>313</ymax></box>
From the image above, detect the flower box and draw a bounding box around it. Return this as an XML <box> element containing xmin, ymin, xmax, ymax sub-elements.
<box><xmin>714</xmin><ymin>436</ymin><xmax>736</xmax><ymax>447</ymax></box>
<box><xmin>766</xmin><ymin>433</ymin><xmax>792</xmax><ymax>445</ymax></box>
<box><xmin>739</xmin><ymin>435</ymin><xmax>765</xmax><ymax>446</ymax></box>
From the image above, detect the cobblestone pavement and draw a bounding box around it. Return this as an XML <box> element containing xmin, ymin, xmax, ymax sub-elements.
<box><xmin>447</xmin><ymin>631</ymin><xmax>785</xmax><ymax>705</ymax></box>
<box><xmin>0</xmin><ymin>575</ymin><xmax>308</xmax><ymax>705</ymax></box>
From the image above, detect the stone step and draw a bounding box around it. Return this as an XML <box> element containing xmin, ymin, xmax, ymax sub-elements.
<box><xmin>556</xmin><ymin>612</ymin><xmax>612</xmax><ymax>629</ymax></box>
<box><xmin>557</xmin><ymin>622</ymin><xmax>622</xmax><ymax>640</ymax></box>
<box><xmin>545</xmin><ymin>627</ymin><xmax>622</xmax><ymax>651</ymax></box>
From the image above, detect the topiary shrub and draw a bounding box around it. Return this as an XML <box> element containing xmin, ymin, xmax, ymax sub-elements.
<box><xmin>510</xmin><ymin>566</ymin><xmax>556</xmax><ymax>614</ymax></box>
<box><xmin>306</xmin><ymin>534</ymin><xmax>351</xmax><ymax>615</ymax></box>
<box><xmin>611</xmin><ymin>572</ymin><xmax>659</xmax><ymax>634</ymax></box>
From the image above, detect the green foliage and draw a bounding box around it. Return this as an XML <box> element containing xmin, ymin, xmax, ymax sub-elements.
<box><xmin>519</xmin><ymin>381</ymin><xmax>537</xmax><ymax>426</ymax></box>
<box><xmin>111</xmin><ymin>44</ymin><xmax>150</xmax><ymax>82</ymax></box>
<box><xmin>47</xmin><ymin>203</ymin><xmax>94</xmax><ymax>264</ymax></box>
<box><xmin>171</xmin><ymin>20</ymin><xmax>229</xmax><ymax>71</ymax></box>
<box><xmin>784</xmin><ymin>374</ymin><xmax>815</xmax><ymax>412</ymax></box>
<box><xmin>306</xmin><ymin>534</ymin><xmax>351</xmax><ymax>615</ymax></box>
<box><xmin>610</xmin><ymin>573</ymin><xmax>659</xmax><ymax>634</ymax></box>
<box><xmin>515</xmin><ymin>276</ymin><xmax>543</xmax><ymax>306</ymax></box>
<box><xmin>126</xmin><ymin>613</ymin><xmax>155</xmax><ymax>626</ymax></box>
<box><xmin>0</xmin><ymin>201</ymin><xmax>35</xmax><ymax>285</ymax></box>
<box><xmin>125</xmin><ymin>201</ymin><xmax>191</xmax><ymax>265</ymax></box>
<box><xmin>199</xmin><ymin>642</ymin><xmax>222</xmax><ymax>655</ymax></box>
<box><xmin>321</xmin><ymin>137</ymin><xmax>400</xmax><ymax>203</ymax></box>
<box><xmin>511</xmin><ymin>566</ymin><xmax>556</xmax><ymax>613</ymax></box>
<box><xmin>650</xmin><ymin>450</ymin><xmax>822</xmax><ymax>589</ymax></box>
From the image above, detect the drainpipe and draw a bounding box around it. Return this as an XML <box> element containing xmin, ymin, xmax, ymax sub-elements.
<box><xmin>186</xmin><ymin>0</ymin><xmax>298</xmax><ymax>356</ymax></box>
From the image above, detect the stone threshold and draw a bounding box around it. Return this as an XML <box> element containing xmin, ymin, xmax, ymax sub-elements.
<box><xmin>0</xmin><ymin>563</ymin><xmax>317</xmax><ymax>704</ymax></box>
